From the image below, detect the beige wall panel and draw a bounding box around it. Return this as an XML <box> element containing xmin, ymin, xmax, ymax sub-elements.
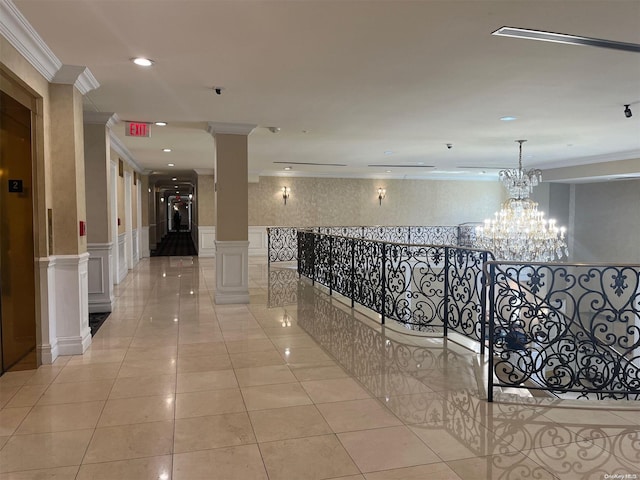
<box><xmin>83</xmin><ymin>123</ymin><xmax>110</xmax><ymax>243</ymax></box>
<box><xmin>572</xmin><ymin>180</ymin><xmax>640</xmax><ymax>263</ymax></box>
<box><xmin>72</xmin><ymin>88</ymin><xmax>86</xmax><ymax>253</ymax></box>
<box><xmin>117</xmin><ymin>163</ymin><xmax>125</xmax><ymax>235</ymax></box>
<box><xmin>248</xmin><ymin>176</ymin><xmax>504</xmax><ymax>227</ymax></box>
<box><xmin>141</xmin><ymin>175</ymin><xmax>149</xmax><ymax>226</ymax></box>
<box><xmin>197</xmin><ymin>174</ymin><xmax>215</xmax><ymax>226</ymax></box>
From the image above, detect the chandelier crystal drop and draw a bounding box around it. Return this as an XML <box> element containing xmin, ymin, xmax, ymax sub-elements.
<box><xmin>475</xmin><ymin>140</ymin><xmax>569</xmax><ymax>262</ymax></box>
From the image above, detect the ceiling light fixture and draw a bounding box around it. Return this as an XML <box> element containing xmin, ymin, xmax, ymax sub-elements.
<box><xmin>624</xmin><ymin>105</ymin><xmax>632</xmax><ymax>118</ymax></box>
<box><xmin>284</xmin><ymin>167</ymin><xmax>292</xmax><ymax>171</ymax></box>
<box><xmin>172</xmin><ymin>177</ymin><xmax>177</xmax><ymax>181</ymax></box>
<box><xmin>155</xmin><ymin>122</ymin><xmax>167</xmax><ymax>126</ymax></box>
<box><xmin>268</xmin><ymin>127</ymin><xmax>281</xmax><ymax>133</ymax></box>
<box><xmin>475</xmin><ymin>140</ymin><xmax>568</xmax><ymax>262</ymax></box>
<box><xmin>492</xmin><ymin>26</ymin><xmax>640</xmax><ymax>53</ymax></box>
<box><xmin>131</xmin><ymin>57</ymin><xmax>154</xmax><ymax>67</ymax></box>
<box><xmin>163</xmin><ymin>148</ymin><xmax>172</xmax><ymax>152</ymax></box>
<box><xmin>500</xmin><ymin>116</ymin><xmax>517</xmax><ymax>122</ymax></box>
<box><xmin>167</xmin><ymin>163</ymin><xmax>174</xmax><ymax>167</ymax></box>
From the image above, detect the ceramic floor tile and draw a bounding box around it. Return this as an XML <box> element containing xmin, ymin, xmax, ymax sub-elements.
<box><xmin>290</xmin><ymin>365</ymin><xmax>350</xmax><ymax>382</ymax></box>
<box><xmin>98</xmin><ymin>395</ymin><xmax>174</xmax><ymax>427</ymax></box>
<box><xmin>234</xmin><ymin>365</ymin><xmax>297</xmax><ymax>387</ymax></box>
<box><xmin>66</xmin><ymin>349</ymin><xmax>127</xmax><ymax>365</ymax></box>
<box><xmin>317</xmin><ymin>398</ymin><xmax>402</xmax><ymax>433</ymax></box>
<box><xmin>38</xmin><ymin>379</ymin><xmax>114</xmax><ymax>405</ymax></box>
<box><xmin>177</xmin><ymin>342</ymin><xmax>228</xmax><ymax>357</ymax></box>
<box><xmin>76</xmin><ymin>455</ymin><xmax>172</xmax><ymax>480</ymax></box>
<box><xmin>0</xmin><ymin>371</ymin><xmax>36</xmax><ymax>388</ymax></box>
<box><xmin>175</xmin><ymin>389</ymin><xmax>246</xmax><ymax>419</ymax></box>
<box><xmin>338</xmin><ymin>425</ymin><xmax>440</xmax><ymax>473</ymax></box>
<box><xmin>301</xmin><ymin>377</ymin><xmax>371</xmax><ymax>403</ymax></box>
<box><xmin>0</xmin><ymin>385</ymin><xmax>20</xmax><ymax>409</ymax></box>
<box><xmin>16</xmin><ymin>401</ymin><xmax>104</xmax><ymax>434</ymax></box>
<box><xmin>0</xmin><ymin>466</ymin><xmax>80</xmax><ymax>479</ymax></box>
<box><xmin>52</xmin><ymin>363</ymin><xmax>121</xmax><ymax>384</ymax></box>
<box><xmin>282</xmin><ymin>347</ymin><xmax>334</xmax><ymax>367</ymax></box>
<box><xmin>118</xmin><ymin>358</ymin><xmax>177</xmax><ymax>378</ymax></box>
<box><xmin>0</xmin><ymin>407</ymin><xmax>31</xmax><ymax>436</ymax></box>
<box><xmin>176</xmin><ymin>370</ymin><xmax>238</xmax><ymax>393</ymax></box>
<box><xmin>0</xmin><ymin>429</ymin><xmax>93</xmax><ymax>473</ymax></box>
<box><xmin>82</xmin><ymin>421</ymin><xmax>174</xmax><ymax>463</ymax></box>
<box><xmin>446</xmin><ymin>453</ymin><xmax>558</xmax><ymax>480</ymax></box>
<box><xmin>364</xmin><ymin>464</ymin><xmax>462</xmax><ymax>480</ymax></box>
<box><xmin>4</xmin><ymin>384</ymin><xmax>49</xmax><ymax>408</ymax></box>
<box><xmin>174</xmin><ymin>412</ymin><xmax>256</xmax><ymax>453</ymax></box>
<box><xmin>249</xmin><ymin>404</ymin><xmax>332</xmax><ymax>442</ymax></box>
<box><xmin>224</xmin><ymin>338</ymin><xmax>277</xmax><ymax>353</ymax></box>
<box><xmin>241</xmin><ymin>383</ymin><xmax>313</xmax><ymax>411</ymax></box>
<box><xmin>229</xmin><ymin>350</ymin><xmax>286</xmax><ymax>369</ymax></box>
<box><xmin>172</xmin><ymin>444</ymin><xmax>268</xmax><ymax>480</ymax></box>
<box><xmin>108</xmin><ymin>374</ymin><xmax>176</xmax><ymax>399</ymax></box>
<box><xmin>176</xmin><ymin>354</ymin><xmax>232</xmax><ymax>373</ymax></box>
<box><xmin>259</xmin><ymin>434</ymin><xmax>360</xmax><ymax>480</ymax></box>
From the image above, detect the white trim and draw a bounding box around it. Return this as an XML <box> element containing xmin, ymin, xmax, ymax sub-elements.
<box><xmin>51</xmin><ymin>64</ymin><xmax>99</xmax><ymax>94</ymax></box>
<box><xmin>124</xmin><ymin>171</ymin><xmax>133</xmax><ymax>270</ymax></box>
<box><xmin>207</xmin><ymin>122</ymin><xmax>256</xmax><ymax>136</ymax></box>
<box><xmin>87</xmin><ymin>242</ymin><xmax>114</xmax><ymax>313</ymax></box>
<box><xmin>37</xmin><ymin>257</ymin><xmax>58</xmax><ymax>364</ymax></box>
<box><xmin>132</xmin><ymin>228</ymin><xmax>139</xmax><ymax>265</ymax></box>
<box><xmin>194</xmin><ymin>168</ymin><xmax>214</xmax><ymax>176</ymax></box>
<box><xmin>215</xmin><ymin>241</ymin><xmax>249</xmax><ymax>304</ymax></box>
<box><xmin>117</xmin><ymin>233</ymin><xmax>127</xmax><ymax>283</ymax></box>
<box><xmin>0</xmin><ymin>0</ymin><xmax>62</xmax><ymax>81</ymax></box>
<box><xmin>53</xmin><ymin>253</ymin><xmax>91</xmax><ymax>355</ymax></box>
<box><xmin>198</xmin><ymin>226</ymin><xmax>216</xmax><ymax>257</ymax></box>
<box><xmin>248</xmin><ymin>226</ymin><xmax>268</xmax><ymax>257</ymax></box>
<box><xmin>109</xmin><ymin>131</ymin><xmax>145</xmax><ymax>173</ymax></box>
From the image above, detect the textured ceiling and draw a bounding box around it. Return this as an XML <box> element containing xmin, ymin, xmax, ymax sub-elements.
<box><xmin>13</xmin><ymin>0</ymin><xmax>640</xmax><ymax>182</ymax></box>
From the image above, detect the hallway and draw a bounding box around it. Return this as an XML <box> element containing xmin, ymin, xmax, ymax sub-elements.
<box><xmin>0</xmin><ymin>257</ymin><xmax>637</xmax><ymax>479</ymax></box>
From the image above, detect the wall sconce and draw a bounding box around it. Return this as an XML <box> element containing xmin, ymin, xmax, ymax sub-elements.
<box><xmin>377</xmin><ymin>187</ymin><xmax>386</xmax><ymax>205</ymax></box>
<box><xmin>282</xmin><ymin>186</ymin><xmax>290</xmax><ymax>205</ymax></box>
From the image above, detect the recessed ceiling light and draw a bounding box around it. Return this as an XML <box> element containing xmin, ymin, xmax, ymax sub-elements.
<box><xmin>155</xmin><ymin>122</ymin><xmax>167</xmax><ymax>126</ymax></box>
<box><xmin>386</xmin><ymin>170</ymin><xmax>392</xmax><ymax>173</ymax></box>
<box><xmin>168</xmin><ymin>163</ymin><xmax>174</xmax><ymax>167</ymax></box>
<box><xmin>284</xmin><ymin>167</ymin><xmax>292</xmax><ymax>171</ymax></box>
<box><xmin>174</xmin><ymin>185</ymin><xmax>178</xmax><ymax>188</ymax></box>
<box><xmin>176</xmin><ymin>191</ymin><xmax>179</xmax><ymax>193</ymax></box>
<box><xmin>384</xmin><ymin>151</ymin><xmax>393</xmax><ymax>155</ymax></box>
<box><xmin>163</xmin><ymin>148</ymin><xmax>172</xmax><ymax>152</ymax></box>
<box><xmin>132</xmin><ymin>57</ymin><xmax>154</xmax><ymax>67</ymax></box>
<box><xmin>172</xmin><ymin>177</ymin><xmax>177</xmax><ymax>181</ymax></box>
<box><xmin>500</xmin><ymin>116</ymin><xmax>517</xmax><ymax>122</ymax></box>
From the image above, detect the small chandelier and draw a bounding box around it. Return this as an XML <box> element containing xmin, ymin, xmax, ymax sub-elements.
<box><xmin>475</xmin><ymin>140</ymin><xmax>568</xmax><ymax>262</ymax></box>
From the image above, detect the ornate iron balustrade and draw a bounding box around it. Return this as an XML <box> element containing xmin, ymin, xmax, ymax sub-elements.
<box><xmin>296</xmin><ymin>229</ymin><xmax>491</xmax><ymax>350</ymax></box>
<box><xmin>487</xmin><ymin>261</ymin><xmax>640</xmax><ymax>401</ymax></box>
<box><xmin>268</xmin><ymin>225</ymin><xmax>480</xmax><ymax>264</ymax></box>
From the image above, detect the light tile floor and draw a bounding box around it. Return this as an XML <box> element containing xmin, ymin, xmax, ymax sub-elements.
<box><xmin>0</xmin><ymin>257</ymin><xmax>638</xmax><ymax>479</ymax></box>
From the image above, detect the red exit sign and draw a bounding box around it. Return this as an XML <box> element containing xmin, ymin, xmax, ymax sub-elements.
<box><xmin>125</xmin><ymin>122</ymin><xmax>150</xmax><ymax>137</ymax></box>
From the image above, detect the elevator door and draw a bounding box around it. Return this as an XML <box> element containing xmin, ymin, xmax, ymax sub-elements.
<box><xmin>0</xmin><ymin>90</ymin><xmax>37</xmax><ymax>373</ymax></box>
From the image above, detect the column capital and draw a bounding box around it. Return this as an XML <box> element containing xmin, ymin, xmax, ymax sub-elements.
<box><xmin>84</xmin><ymin>111</ymin><xmax>119</xmax><ymax>128</ymax></box>
<box><xmin>207</xmin><ymin>122</ymin><xmax>256</xmax><ymax>136</ymax></box>
<box><xmin>194</xmin><ymin>168</ymin><xmax>214</xmax><ymax>176</ymax></box>
<box><xmin>52</xmin><ymin>64</ymin><xmax>100</xmax><ymax>94</ymax></box>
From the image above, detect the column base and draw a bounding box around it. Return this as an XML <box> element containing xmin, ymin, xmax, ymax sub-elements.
<box><xmin>214</xmin><ymin>240</ymin><xmax>249</xmax><ymax>304</ymax></box>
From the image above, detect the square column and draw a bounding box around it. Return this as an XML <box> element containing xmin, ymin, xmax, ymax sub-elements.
<box><xmin>207</xmin><ymin>123</ymin><xmax>255</xmax><ymax>304</ymax></box>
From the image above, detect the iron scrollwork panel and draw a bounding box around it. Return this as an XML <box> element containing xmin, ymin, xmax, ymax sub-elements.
<box><xmin>353</xmin><ymin>239</ymin><xmax>384</xmax><ymax>314</ymax></box>
<box><xmin>296</xmin><ymin>230</ymin><xmax>315</xmax><ymax>279</ymax></box>
<box><xmin>313</xmin><ymin>234</ymin><xmax>332</xmax><ymax>289</ymax></box>
<box><xmin>446</xmin><ymin>248</ymin><xmax>486</xmax><ymax>341</ymax></box>
<box><xmin>385</xmin><ymin>244</ymin><xmax>446</xmax><ymax>329</ymax></box>
<box><xmin>268</xmin><ymin>227</ymin><xmax>298</xmax><ymax>262</ymax></box>
<box><xmin>331</xmin><ymin>235</ymin><xmax>353</xmax><ymax>298</ymax></box>
<box><xmin>410</xmin><ymin>226</ymin><xmax>459</xmax><ymax>246</ymax></box>
<box><xmin>490</xmin><ymin>263</ymin><xmax>640</xmax><ymax>400</ymax></box>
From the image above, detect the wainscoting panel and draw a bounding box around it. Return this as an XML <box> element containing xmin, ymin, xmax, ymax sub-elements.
<box><xmin>87</xmin><ymin>243</ymin><xmax>114</xmax><ymax>313</ymax></box>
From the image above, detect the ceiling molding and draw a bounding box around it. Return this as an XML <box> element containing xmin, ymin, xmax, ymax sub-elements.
<box><xmin>207</xmin><ymin>122</ymin><xmax>257</xmax><ymax>136</ymax></box>
<box><xmin>251</xmin><ymin>170</ymin><xmax>498</xmax><ymax>182</ymax></box>
<box><xmin>109</xmin><ymin>131</ymin><xmax>145</xmax><ymax>174</ymax></box>
<box><xmin>84</xmin><ymin>111</ymin><xmax>119</xmax><ymax>129</ymax></box>
<box><xmin>52</xmin><ymin>64</ymin><xmax>99</xmax><ymax>94</ymax></box>
<box><xmin>0</xmin><ymin>0</ymin><xmax>61</xmax><ymax>81</ymax></box>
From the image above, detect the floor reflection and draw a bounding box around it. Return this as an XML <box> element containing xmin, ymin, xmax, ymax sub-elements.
<box><xmin>281</xmin><ymin>273</ymin><xmax>640</xmax><ymax>480</ymax></box>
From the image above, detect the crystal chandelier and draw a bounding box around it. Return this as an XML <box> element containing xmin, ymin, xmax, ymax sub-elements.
<box><xmin>475</xmin><ymin>140</ymin><xmax>568</xmax><ymax>262</ymax></box>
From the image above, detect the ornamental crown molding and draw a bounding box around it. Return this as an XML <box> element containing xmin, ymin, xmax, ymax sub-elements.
<box><xmin>52</xmin><ymin>64</ymin><xmax>99</xmax><ymax>94</ymax></box>
<box><xmin>0</xmin><ymin>0</ymin><xmax>61</xmax><ymax>81</ymax></box>
<box><xmin>84</xmin><ymin>112</ymin><xmax>119</xmax><ymax>129</ymax></box>
<box><xmin>194</xmin><ymin>168</ymin><xmax>215</xmax><ymax>176</ymax></box>
<box><xmin>207</xmin><ymin>122</ymin><xmax>257</xmax><ymax>136</ymax></box>
<box><xmin>109</xmin><ymin>131</ymin><xmax>146</xmax><ymax>174</ymax></box>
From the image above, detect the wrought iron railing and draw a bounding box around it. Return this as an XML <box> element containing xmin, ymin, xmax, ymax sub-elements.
<box><xmin>267</xmin><ymin>225</ymin><xmax>478</xmax><ymax>264</ymax></box>
<box><xmin>296</xmin><ymin>228</ymin><xmax>640</xmax><ymax>402</ymax></box>
<box><xmin>487</xmin><ymin>261</ymin><xmax>640</xmax><ymax>401</ymax></box>
<box><xmin>297</xmin><ymin>229</ymin><xmax>490</xmax><ymax>349</ymax></box>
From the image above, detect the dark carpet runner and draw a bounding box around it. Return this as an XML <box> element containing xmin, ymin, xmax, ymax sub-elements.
<box><xmin>151</xmin><ymin>231</ymin><xmax>198</xmax><ymax>257</ymax></box>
